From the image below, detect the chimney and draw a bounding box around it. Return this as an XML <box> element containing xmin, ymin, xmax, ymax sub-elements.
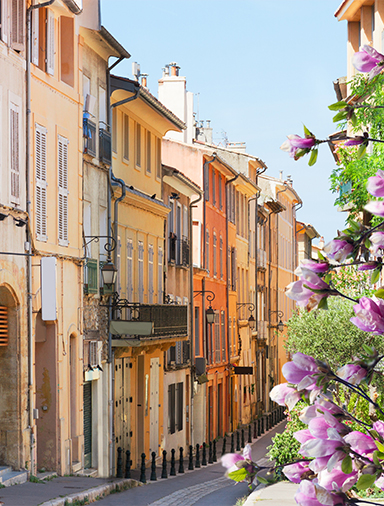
<box><xmin>318</xmin><ymin>236</ymin><xmax>325</xmax><ymax>250</ymax></box>
<box><xmin>141</xmin><ymin>74</ymin><xmax>148</xmax><ymax>88</ymax></box>
<box><xmin>286</xmin><ymin>175</ymin><xmax>293</xmax><ymax>187</ymax></box>
<box><xmin>169</xmin><ymin>62</ymin><xmax>180</xmax><ymax>76</ymax></box>
<box><xmin>162</xmin><ymin>65</ymin><xmax>169</xmax><ymax>78</ymax></box>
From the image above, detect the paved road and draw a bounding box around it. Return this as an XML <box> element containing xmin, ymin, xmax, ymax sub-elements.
<box><xmin>94</xmin><ymin>422</ymin><xmax>285</xmax><ymax>506</ymax></box>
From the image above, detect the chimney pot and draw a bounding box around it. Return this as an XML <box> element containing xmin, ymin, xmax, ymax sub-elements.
<box><xmin>141</xmin><ymin>74</ymin><xmax>148</xmax><ymax>88</ymax></box>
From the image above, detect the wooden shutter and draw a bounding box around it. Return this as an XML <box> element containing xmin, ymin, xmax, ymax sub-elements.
<box><xmin>58</xmin><ymin>135</ymin><xmax>69</xmax><ymax>246</ymax></box>
<box><xmin>35</xmin><ymin>124</ymin><xmax>47</xmax><ymax>241</ymax></box>
<box><xmin>127</xmin><ymin>239</ymin><xmax>133</xmax><ymax>301</ymax></box>
<box><xmin>0</xmin><ymin>306</ymin><xmax>8</xmax><ymax>346</ymax></box>
<box><xmin>138</xmin><ymin>241</ymin><xmax>144</xmax><ymax>303</ymax></box>
<box><xmin>31</xmin><ymin>8</ymin><xmax>39</xmax><ymax>65</ymax></box>
<box><xmin>1</xmin><ymin>0</ymin><xmax>8</xmax><ymax>44</ymax></box>
<box><xmin>10</xmin><ymin>101</ymin><xmax>20</xmax><ymax>204</ymax></box>
<box><xmin>10</xmin><ymin>0</ymin><xmax>24</xmax><ymax>51</ymax></box>
<box><xmin>157</xmin><ymin>247</ymin><xmax>163</xmax><ymax>303</ymax></box>
<box><xmin>46</xmin><ymin>9</ymin><xmax>54</xmax><ymax>76</ymax></box>
<box><xmin>148</xmin><ymin>244</ymin><xmax>154</xmax><ymax>303</ymax></box>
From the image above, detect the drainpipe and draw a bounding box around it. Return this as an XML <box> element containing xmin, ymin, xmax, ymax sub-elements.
<box><xmin>189</xmin><ymin>192</ymin><xmax>202</xmax><ymax>446</ymax></box>
<box><xmin>26</xmin><ymin>0</ymin><xmax>56</xmax><ymax>476</ymax></box>
<box><xmin>225</xmin><ymin>173</ymin><xmax>239</xmax><ymax>431</ymax></box>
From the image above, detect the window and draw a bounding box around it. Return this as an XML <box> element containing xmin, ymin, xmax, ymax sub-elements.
<box><xmin>1</xmin><ymin>1</ymin><xmax>8</xmax><ymax>43</ymax></box>
<box><xmin>205</xmin><ymin>229</ymin><xmax>210</xmax><ymax>273</ymax></box>
<box><xmin>204</xmin><ymin>160</ymin><xmax>209</xmax><ymax>201</ymax></box>
<box><xmin>229</xmin><ymin>317</ymin><xmax>232</xmax><ymax>357</ymax></box>
<box><xmin>219</xmin><ymin>175</ymin><xmax>222</xmax><ymax>210</ymax></box>
<box><xmin>58</xmin><ymin>135</ymin><xmax>69</xmax><ymax>246</ymax></box>
<box><xmin>60</xmin><ymin>16</ymin><xmax>74</xmax><ymax>86</ymax></box>
<box><xmin>123</xmin><ymin>114</ymin><xmax>129</xmax><ymax>161</ymax></box>
<box><xmin>138</xmin><ymin>241</ymin><xmax>144</xmax><ymax>303</ymax></box>
<box><xmin>215</xmin><ymin>312</ymin><xmax>220</xmax><ymax>363</ymax></box>
<box><xmin>221</xmin><ymin>310</ymin><xmax>226</xmax><ymax>362</ymax></box>
<box><xmin>35</xmin><ymin>124</ymin><xmax>47</xmax><ymax>241</ymax></box>
<box><xmin>99</xmin><ymin>87</ymin><xmax>106</xmax><ymax>127</ymax></box>
<box><xmin>194</xmin><ymin>307</ymin><xmax>200</xmax><ymax>356</ymax></box>
<box><xmin>213</xmin><ymin>233</ymin><xmax>217</xmax><ymax>277</ymax></box>
<box><xmin>156</xmin><ymin>138</ymin><xmax>161</xmax><ymax>179</ymax></box>
<box><xmin>83</xmin><ymin>201</ymin><xmax>91</xmax><ymax>257</ymax></box>
<box><xmin>176</xmin><ymin>203</ymin><xmax>181</xmax><ymax>265</ymax></box>
<box><xmin>231</xmin><ymin>247</ymin><xmax>237</xmax><ymax>290</ymax></box>
<box><xmin>10</xmin><ymin>0</ymin><xmax>25</xmax><ymax>52</ymax></box>
<box><xmin>10</xmin><ymin>100</ymin><xmax>20</xmax><ymax>205</ymax></box>
<box><xmin>136</xmin><ymin>122</ymin><xmax>141</xmax><ymax>167</ymax></box>
<box><xmin>168</xmin><ymin>382</ymin><xmax>184</xmax><ymax>434</ymax></box>
<box><xmin>146</xmin><ymin>130</ymin><xmax>151</xmax><ymax>173</ymax></box>
<box><xmin>127</xmin><ymin>239</ymin><xmax>133</xmax><ymax>302</ymax></box>
<box><xmin>158</xmin><ymin>246</ymin><xmax>163</xmax><ymax>303</ymax></box>
<box><xmin>212</xmin><ymin>169</ymin><xmax>216</xmax><ymax>206</ymax></box>
<box><xmin>112</xmin><ymin>109</ymin><xmax>117</xmax><ymax>153</ymax></box>
<box><xmin>148</xmin><ymin>244</ymin><xmax>154</xmax><ymax>303</ymax></box>
<box><xmin>219</xmin><ymin>236</ymin><xmax>223</xmax><ymax>279</ymax></box>
<box><xmin>168</xmin><ymin>198</ymin><xmax>176</xmax><ymax>262</ymax></box>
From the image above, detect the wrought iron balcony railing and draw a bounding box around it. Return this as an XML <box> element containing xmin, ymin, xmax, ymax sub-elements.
<box><xmin>99</xmin><ymin>127</ymin><xmax>112</xmax><ymax>166</ymax></box>
<box><xmin>83</xmin><ymin>117</ymin><xmax>96</xmax><ymax>157</ymax></box>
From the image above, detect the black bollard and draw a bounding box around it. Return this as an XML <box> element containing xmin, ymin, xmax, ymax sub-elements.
<box><xmin>188</xmin><ymin>445</ymin><xmax>194</xmax><ymax>470</ymax></box>
<box><xmin>253</xmin><ymin>420</ymin><xmax>257</xmax><ymax>439</ymax></box>
<box><xmin>261</xmin><ymin>416</ymin><xmax>264</xmax><ymax>433</ymax></box>
<box><xmin>230</xmin><ymin>433</ymin><xmax>235</xmax><ymax>453</ymax></box>
<box><xmin>222</xmin><ymin>436</ymin><xmax>226</xmax><ymax>456</ymax></box>
<box><xmin>265</xmin><ymin>414</ymin><xmax>269</xmax><ymax>431</ymax></box>
<box><xmin>170</xmin><ymin>449</ymin><xmax>176</xmax><ymax>476</ymax></box>
<box><xmin>150</xmin><ymin>451</ymin><xmax>157</xmax><ymax>481</ymax></box>
<box><xmin>140</xmin><ymin>453</ymin><xmax>147</xmax><ymax>483</ymax></box>
<box><xmin>257</xmin><ymin>418</ymin><xmax>261</xmax><ymax>437</ymax></box>
<box><xmin>195</xmin><ymin>444</ymin><xmax>201</xmax><ymax>468</ymax></box>
<box><xmin>161</xmin><ymin>450</ymin><xmax>167</xmax><ymax>479</ymax></box>
<box><xmin>178</xmin><ymin>447</ymin><xmax>184</xmax><ymax>473</ymax></box>
<box><xmin>125</xmin><ymin>450</ymin><xmax>131</xmax><ymax>479</ymax></box>
<box><xmin>248</xmin><ymin>424</ymin><xmax>252</xmax><ymax>443</ymax></box>
<box><xmin>236</xmin><ymin>430</ymin><xmax>241</xmax><ymax>451</ymax></box>
<box><xmin>208</xmin><ymin>441</ymin><xmax>213</xmax><ymax>464</ymax></box>
<box><xmin>241</xmin><ymin>428</ymin><xmax>245</xmax><ymax>448</ymax></box>
<box><xmin>269</xmin><ymin>413</ymin><xmax>272</xmax><ymax>428</ymax></box>
<box><xmin>202</xmin><ymin>442</ymin><xmax>207</xmax><ymax>466</ymax></box>
<box><xmin>116</xmin><ymin>446</ymin><xmax>123</xmax><ymax>478</ymax></box>
<box><xmin>213</xmin><ymin>440</ymin><xmax>217</xmax><ymax>462</ymax></box>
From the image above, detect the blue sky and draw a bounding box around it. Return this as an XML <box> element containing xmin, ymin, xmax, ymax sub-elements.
<box><xmin>101</xmin><ymin>0</ymin><xmax>348</xmax><ymax>242</ymax></box>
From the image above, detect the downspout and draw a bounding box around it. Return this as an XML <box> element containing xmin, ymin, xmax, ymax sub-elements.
<box><xmin>225</xmin><ymin>173</ymin><xmax>239</xmax><ymax>431</ymax></box>
<box><xmin>274</xmin><ymin>185</ymin><xmax>288</xmax><ymax>386</ymax></box>
<box><xmin>189</xmin><ymin>192</ymin><xmax>202</xmax><ymax>447</ymax></box>
<box><xmin>26</xmin><ymin>0</ymin><xmax>56</xmax><ymax>476</ymax></box>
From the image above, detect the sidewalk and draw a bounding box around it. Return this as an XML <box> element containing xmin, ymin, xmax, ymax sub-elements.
<box><xmin>0</xmin><ymin>421</ymin><xmax>285</xmax><ymax>506</ymax></box>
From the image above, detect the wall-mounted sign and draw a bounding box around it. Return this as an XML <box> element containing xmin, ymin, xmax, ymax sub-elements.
<box><xmin>234</xmin><ymin>366</ymin><xmax>253</xmax><ymax>375</ymax></box>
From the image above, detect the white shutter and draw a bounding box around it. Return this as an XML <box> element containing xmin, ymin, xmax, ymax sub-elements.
<box><xmin>148</xmin><ymin>244</ymin><xmax>154</xmax><ymax>303</ymax></box>
<box><xmin>31</xmin><ymin>7</ymin><xmax>39</xmax><ymax>65</ymax></box>
<box><xmin>10</xmin><ymin>101</ymin><xmax>20</xmax><ymax>205</ymax></box>
<box><xmin>58</xmin><ymin>135</ymin><xmax>69</xmax><ymax>246</ymax></box>
<box><xmin>46</xmin><ymin>9</ymin><xmax>54</xmax><ymax>76</ymax></box>
<box><xmin>35</xmin><ymin>124</ymin><xmax>47</xmax><ymax>241</ymax></box>
<box><xmin>157</xmin><ymin>247</ymin><xmax>163</xmax><ymax>303</ymax></box>
<box><xmin>10</xmin><ymin>0</ymin><xmax>24</xmax><ymax>51</ymax></box>
<box><xmin>1</xmin><ymin>0</ymin><xmax>8</xmax><ymax>44</ymax></box>
<box><xmin>127</xmin><ymin>239</ymin><xmax>133</xmax><ymax>301</ymax></box>
<box><xmin>138</xmin><ymin>241</ymin><xmax>144</xmax><ymax>303</ymax></box>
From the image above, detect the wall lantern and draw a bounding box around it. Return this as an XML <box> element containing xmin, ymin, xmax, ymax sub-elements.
<box><xmin>193</xmin><ymin>289</ymin><xmax>216</xmax><ymax>326</ymax></box>
<box><xmin>101</xmin><ymin>260</ymin><xmax>118</xmax><ymax>287</ymax></box>
<box><xmin>236</xmin><ymin>302</ymin><xmax>256</xmax><ymax>330</ymax></box>
<box><xmin>269</xmin><ymin>310</ymin><xmax>284</xmax><ymax>333</ymax></box>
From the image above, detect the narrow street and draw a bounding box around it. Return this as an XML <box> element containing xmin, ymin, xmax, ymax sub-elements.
<box><xmin>93</xmin><ymin>422</ymin><xmax>285</xmax><ymax>506</ymax></box>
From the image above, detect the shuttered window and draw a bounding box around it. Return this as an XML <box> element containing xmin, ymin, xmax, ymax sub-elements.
<box><xmin>10</xmin><ymin>0</ymin><xmax>24</xmax><ymax>51</ymax></box>
<box><xmin>1</xmin><ymin>1</ymin><xmax>8</xmax><ymax>43</ymax></box>
<box><xmin>157</xmin><ymin>247</ymin><xmax>163</xmax><ymax>303</ymax></box>
<box><xmin>10</xmin><ymin>101</ymin><xmax>20</xmax><ymax>204</ymax></box>
<box><xmin>148</xmin><ymin>244</ymin><xmax>154</xmax><ymax>303</ymax></box>
<box><xmin>35</xmin><ymin>124</ymin><xmax>47</xmax><ymax>241</ymax></box>
<box><xmin>46</xmin><ymin>9</ymin><xmax>54</xmax><ymax>75</ymax></box>
<box><xmin>213</xmin><ymin>233</ymin><xmax>217</xmax><ymax>277</ymax></box>
<box><xmin>58</xmin><ymin>135</ymin><xmax>69</xmax><ymax>246</ymax></box>
<box><xmin>221</xmin><ymin>310</ymin><xmax>226</xmax><ymax>362</ymax></box>
<box><xmin>31</xmin><ymin>8</ymin><xmax>39</xmax><ymax>65</ymax></box>
<box><xmin>138</xmin><ymin>241</ymin><xmax>144</xmax><ymax>303</ymax></box>
<box><xmin>127</xmin><ymin>239</ymin><xmax>133</xmax><ymax>301</ymax></box>
<box><xmin>0</xmin><ymin>306</ymin><xmax>8</xmax><ymax>346</ymax></box>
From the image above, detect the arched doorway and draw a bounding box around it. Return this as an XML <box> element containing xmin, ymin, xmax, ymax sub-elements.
<box><xmin>0</xmin><ymin>285</ymin><xmax>21</xmax><ymax>468</ymax></box>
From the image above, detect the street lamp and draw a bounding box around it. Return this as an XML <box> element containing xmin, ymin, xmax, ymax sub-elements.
<box><xmin>269</xmin><ymin>310</ymin><xmax>284</xmax><ymax>332</ymax></box>
<box><xmin>236</xmin><ymin>302</ymin><xmax>256</xmax><ymax>330</ymax></box>
<box><xmin>83</xmin><ymin>235</ymin><xmax>117</xmax><ymax>289</ymax></box>
<box><xmin>193</xmin><ymin>290</ymin><xmax>216</xmax><ymax>325</ymax></box>
<box><xmin>101</xmin><ymin>260</ymin><xmax>118</xmax><ymax>287</ymax></box>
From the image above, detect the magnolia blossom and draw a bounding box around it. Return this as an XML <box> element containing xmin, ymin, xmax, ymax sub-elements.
<box><xmin>365</xmin><ymin>200</ymin><xmax>384</xmax><ymax>217</ymax></box>
<box><xmin>221</xmin><ymin>443</ymin><xmax>253</xmax><ymax>475</ymax></box>
<box><xmin>317</xmin><ymin>464</ymin><xmax>358</xmax><ymax>493</ymax></box>
<box><xmin>283</xmin><ymin>462</ymin><xmax>311</xmax><ymax>484</ymax></box>
<box><xmin>280</xmin><ymin>134</ymin><xmax>316</xmax><ymax>160</ymax></box>
<box><xmin>344</xmin><ymin>431</ymin><xmax>377</xmax><ymax>457</ymax></box>
<box><xmin>286</xmin><ymin>267</ymin><xmax>331</xmax><ymax>311</ymax></box>
<box><xmin>307</xmin><ymin>411</ymin><xmax>348</xmax><ymax>440</ymax></box>
<box><xmin>367</xmin><ymin>169</ymin><xmax>384</xmax><ymax>197</ymax></box>
<box><xmin>373</xmin><ymin>420</ymin><xmax>384</xmax><ymax>439</ymax></box>
<box><xmin>269</xmin><ymin>383</ymin><xmax>301</xmax><ymax>410</ymax></box>
<box><xmin>335</xmin><ymin>364</ymin><xmax>367</xmax><ymax>385</ymax></box>
<box><xmin>370</xmin><ymin>231</ymin><xmax>384</xmax><ymax>255</ymax></box>
<box><xmin>323</xmin><ymin>239</ymin><xmax>353</xmax><ymax>263</ymax></box>
<box><xmin>282</xmin><ymin>352</ymin><xmax>318</xmax><ymax>388</ymax></box>
<box><xmin>294</xmin><ymin>480</ymin><xmax>345</xmax><ymax>506</ymax></box>
<box><xmin>358</xmin><ymin>261</ymin><xmax>379</xmax><ymax>271</ymax></box>
<box><xmin>344</xmin><ymin>136</ymin><xmax>366</xmax><ymax>146</ymax></box>
<box><xmin>352</xmin><ymin>45</ymin><xmax>384</xmax><ymax>78</ymax></box>
<box><xmin>300</xmin><ymin>398</ymin><xmax>345</xmax><ymax>425</ymax></box>
<box><xmin>350</xmin><ymin>296</ymin><xmax>384</xmax><ymax>334</ymax></box>
<box><xmin>299</xmin><ymin>258</ymin><xmax>329</xmax><ymax>274</ymax></box>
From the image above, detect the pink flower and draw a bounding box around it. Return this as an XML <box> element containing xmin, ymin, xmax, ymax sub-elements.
<box><xmin>221</xmin><ymin>443</ymin><xmax>253</xmax><ymax>475</ymax></box>
<box><xmin>269</xmin><ymin>383</ymin><xmax>301</xmax><ymax>410</ymax></box>
<box><xmin>358</xmin><ymin>261</ymin><xmax>379</xmax><ymax>271</ymax></box>
<box><xmin>300</xmin><ymin>399</ymin><xmax>345</xmax><ymax>425</ymax></box>
<box><xmin>283</xmin><ymin>462</ymin><xmax>311</xmax><ymax>484</ymax></box>
<box><xmin>350</xmin><ymin>296</ymin><xmax>384</xmax><ymax>334</ymax></box>
<box><xmin>344</xmin><ymin>136</ymin><xmax>366</xmax><ymax>146</ymax></box>
<box><xmin>317</xmin><ymin>464</ymin><xmax>358</xmax><ymax>492</ymax></box>
<box><xmin>367</xmin><ymin>170</ymin><xmax>384</xmax><ymax>197</ymax></box>
<box><xmin>370</xmin><ymin>231</ymin><xmax>384</xmax><ymax>255</ymax></box>
<box><xmin>308</xmin><ymin>411</ymin><xmax>348</xmax><ymax>440</ymax></box>
<box><xmin>286</xmin><ymin>267</ymin><xmax>331</xmax><ymax>310</ymax></box>
<box><xmin>352</xmin><ymin>45</ymin><xmax>384</xmax><ymax>78</ymax></box>
<box><xmin>282</xmin><ymin>352</ymin><xmax>318</xmax><ymax>388</ymax></box>
<box><xmin>300</xmin><ymin>259</ymin><xmax>329</xmax><ymax>273</ymax></box>
<box><xmin>365</xmin><ymin>200</ymin><xmax>384</xmax><ymax>216</ymax></box>
<box><xmin>295</xmin><ymin>480</ymin><xmax>345</xmax><ymax>506</ymax></box>
<box><xmin>375</xmin><ymin>475</ymin><xmax>384</xmax><ymax>491</ymax></box>
<box><xmin>280</xmin><ymin>134</ymin><xmax>316</xmax><ymax>160</ymax></box>
<box><xmin>336</xmin><ymin>364</ymin><xmax>367</xmax><ymax>385</ymax></box>
<box><xmin>323</xmin><ymin>239</ymin><xmax>353</xmax><ymax>263</ymax></box>
<box><xmin>344</xmin><ymin>431</ymin><xmax>376</xmax><ymax>458</ymax></box>
<box><xmin>373</xmin><ymin>421</ymin><xmax>384</xmax><ymax>439</ymax></box>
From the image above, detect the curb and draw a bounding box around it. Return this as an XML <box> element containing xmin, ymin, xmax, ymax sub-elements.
<box><xmin>39</xmin><ymin>478</ymin><xmax>142</xmax><ymax>506</ymax></box>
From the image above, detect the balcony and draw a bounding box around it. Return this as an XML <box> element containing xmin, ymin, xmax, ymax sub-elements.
<box><xmin>83</xmin><ymin>117</ymin><xmax>96</xmax><ymax>157</ymax></box>
<box><xmin>84</xmin><ymin>258</ymin><xmax>98</xmax><ymax>294</ymax></box>
<box><xmin>169</xmin><ymin>233</ymin><xmax>177</xmax><ymax>263</ymax></box>
<box><xmin>181</xmin><ymin>237</ymin><xmax>190</xmax><ymax>267</ymax></box>
<box><xmin>99</xmin><ymin>127</ymin><xmax>112</xmax><ymax>166</ymax></box>
<box><xmin>257</xmin><ymin>248</ymin><xmax>267</xmax><ymax>270</ymax></box>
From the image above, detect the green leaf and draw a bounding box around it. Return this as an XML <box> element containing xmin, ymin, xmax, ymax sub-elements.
<box><xmin>324</xmin><ymin>273</ymin><xmax>332</xmax><ymax>284</ymax></box>
<box><xmin>376</xmin><ymin>451</ymin><xmax>384</xmax><ymax>460</ymax></box>
<box><xmin>333</xmin><ymin>110</ymin><xmax>348</xmax><ymax>123</ymax></box>
<box><xmin>256</xmin><ymin>475</ymin><xmax>268</xmax><ymax>484</ymax></box>
<box><xmin>328</xmin><ymin>101</ymin><xmax>348</xmax><ymax>111</ymax></box>
<box><xmin>374</xmin><ymin>288</ymin><xmax>384</xmax><ymax>299</ymax></box>
<box><xmin>349</xmin><ymin>220</ymin><xmax>360</xmax><ymax>232</ymax></box>
<box><xmin>303</xmin><ymin>124</ymin><xmax>312</xmax><ymax>137</ymax></box>
<box><xmin>365</xmin><ymin>238</ymin><xmax>371</xmax><ymax>249</ymax></box>
<box><xmin>341</xmin><ymin>455</ymin><xmax>352</xmax><ymax>474</ymax></box>
<box><xmin>362</xmin><ymin>343</ymin><xmax>374</xmax><ymax>355</ymax></box>
<box><xmin>350</xmin><ymin>113</ymin><xmax>358</xmax><ymax>128</ymax></box>
<box><xmin>373</xmin><ymin>451</ymin><xmax>380</xmax><ymax>466</ymax></box>
<box><xmin>375</xmin><ymin>440</ymin><xmax>384</xmax><ymax>453</ymax></box>
<box><xmin>228</xmin><ymin>468</ymin><xmax>248</xmax><ymax>482</ymax></box>
<box><xmin>318</xmin><ymin>251</ymin><xmax>326</xmax><ymax>261</ymax></box>
<box><xmin>317</xmin><ymin>297</ymin><xmax>328</xmax><ymax>310</ymax></box>
<box><xmin>356</xmin><ymin>473</ymin><xmax>376</xmax><ymax>490</ymax></box>
<box><xmin>357</xmin><ymin>142</ymin><xmax>367</xmax><ymax>159</ymax></box>
<box><xmin>371</xmin><ymin>266</ymin><xmax>381</xmax><ymax>285</ymax></box>
<box><xmin>308</xmin><ymin>149</ymin><xmax>318</xmax><ymax>167</ymax></box>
